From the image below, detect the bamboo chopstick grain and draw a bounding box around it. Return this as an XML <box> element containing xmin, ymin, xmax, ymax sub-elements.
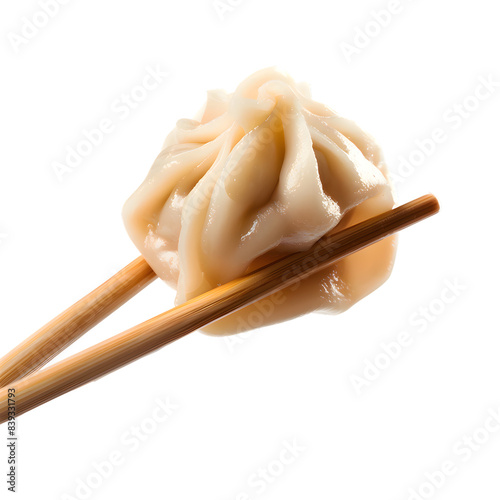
<box><xmin>0</xmin><ymin>195</ymin><xmax>439</xmax><ymax>423</ymax></box>
<box><xmin>0</xmin><ymin>257</ymin><xmax>157</xmax><ymax>387</ymax></box>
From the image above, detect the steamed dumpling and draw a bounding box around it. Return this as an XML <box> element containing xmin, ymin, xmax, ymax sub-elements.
<box><xmin>123</xmin><ymin>68</ymin><xmax>397</xmax><ymax>334</ymax></box>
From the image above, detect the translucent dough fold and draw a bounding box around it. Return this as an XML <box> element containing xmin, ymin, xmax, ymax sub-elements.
<box><xmin>123</xmin><ymin>68</ymin><xmax>397</xmax><ymax>335</ymax></box>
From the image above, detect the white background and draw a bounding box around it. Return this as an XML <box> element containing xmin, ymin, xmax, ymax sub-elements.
<box><xmin>1</xmin><ymin>1</ymin><xmax>499</xmax><ymax>499</ymax></box>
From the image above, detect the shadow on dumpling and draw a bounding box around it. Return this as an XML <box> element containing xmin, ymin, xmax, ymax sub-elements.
<box><xmin>123</xmin><ymin>68</ymin><xmax>397</xmax><ymax>335</ymax></box>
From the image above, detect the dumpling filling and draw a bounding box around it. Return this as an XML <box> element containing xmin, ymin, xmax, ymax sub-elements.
<box><xmin>123</xmin><ymin>68</ymin><xmax>397</xmax><ymax>334</ymax></box>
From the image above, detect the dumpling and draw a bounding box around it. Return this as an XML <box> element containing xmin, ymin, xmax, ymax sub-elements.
<box><xmin>123</xmin><ymin>68</ymin><xmax>397</xmax><ymax>335</ymax></box>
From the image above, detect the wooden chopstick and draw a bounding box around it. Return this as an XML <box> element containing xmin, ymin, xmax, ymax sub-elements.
<box><xmin>0</xmin><ymin>257</ymin><xmax>157</xmax><ymax>387</ymax></box>
<box><xmin>0</xmin><ymin>194</ymin><xmax>439</xmax><ymax>423</ymax></box>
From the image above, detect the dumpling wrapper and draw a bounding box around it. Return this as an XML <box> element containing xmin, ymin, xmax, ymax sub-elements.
<box><xmin>123</xmin><ymin>68</ymin><xmax>397</xmax><ymax>335</ymax></box>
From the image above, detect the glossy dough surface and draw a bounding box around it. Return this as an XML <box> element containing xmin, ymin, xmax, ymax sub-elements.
<box><xmin>123</xmin><ymin>68</ymin><xmax>397</xmax><ymax>334</ymax></box>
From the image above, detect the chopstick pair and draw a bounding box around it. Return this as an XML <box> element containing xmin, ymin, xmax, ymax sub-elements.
<box><xmin>0</xmin><ymin>194</ymin><xmax>440</xmax><ymax>423</ymax></box>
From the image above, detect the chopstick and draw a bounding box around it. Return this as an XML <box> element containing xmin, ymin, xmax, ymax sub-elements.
<box><xmin>0</xmin><ymin>194</ymin><xmax>439</xmax><ymax>423</ymax></box>
<box><xmin>0</xmin><ymin>257</ymin><xmax>157</xmax><ymax>387</ymax></box>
